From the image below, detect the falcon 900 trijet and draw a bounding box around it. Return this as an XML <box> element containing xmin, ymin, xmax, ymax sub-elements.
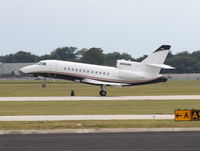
<box><xmin>21</xmin><ymin>45</ymin><xmax>174</xmax><ymax>96</ymax></box>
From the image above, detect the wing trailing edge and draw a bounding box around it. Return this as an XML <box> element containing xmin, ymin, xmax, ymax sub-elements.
<box><xmin>81</xmin><ymin>79</ymin><xmax>130</xmax><ymax>86</ymax></box>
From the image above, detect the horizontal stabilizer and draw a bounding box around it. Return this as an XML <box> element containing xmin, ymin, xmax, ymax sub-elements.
<box><xmin>82</xmin><ymin>79</ymin><xmax>130</xmax><ymax>86</ymax></box>
<box><xmin>146</xmin><ymin>63</ymin><xmax>175</xmax><ymax>69</ymax></box>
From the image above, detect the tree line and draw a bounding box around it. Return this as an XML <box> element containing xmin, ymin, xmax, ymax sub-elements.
<box><xmin>0</xmin><ymin>47</ymin><xmax>200</xmax><ymax>73</ymax></box>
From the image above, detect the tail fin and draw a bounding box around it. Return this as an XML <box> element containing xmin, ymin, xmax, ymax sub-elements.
<box><xmin>141</xmin><ymin>45</ymin><xmax>174</xmax><ymax>76</ymax></box>
<box><xmin>142</xmin><ymin>45</ymin><xmax>171</xmax><ymax>64</ymax></box>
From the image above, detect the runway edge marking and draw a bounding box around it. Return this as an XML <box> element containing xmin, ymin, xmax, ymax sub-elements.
<box><xmin>1</xmin><ymin>95</ymin><xmax>200</xmax><ymax>101</ymax></box>
<box><xmin>0</xmin><ymin>115</ymin><xmax>173</xmax><ymax>121</ymax></box>
<box><xmin>1</xmin><ymin>128</ymin><xmax>200</xmax><ymax>135</ymax></box>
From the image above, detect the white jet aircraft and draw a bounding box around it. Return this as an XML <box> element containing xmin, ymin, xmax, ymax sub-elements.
<box><xmin>21</xmin><ymin>45</ymin><xmax>174</xmax><ymax>96</ymax></box>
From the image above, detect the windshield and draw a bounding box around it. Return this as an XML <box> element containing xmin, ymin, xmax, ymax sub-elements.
<box><xmin>36</xmin><ymin>62</ymin><xmax>47</xmax><ymax>66</ymax></box>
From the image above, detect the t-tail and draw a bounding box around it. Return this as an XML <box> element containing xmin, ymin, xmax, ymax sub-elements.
<box><xmin>116</xmin><ymin>45</ymin><xmax>174</xmax><ymax>83</ymax></box>
<box><xmin>141</xmin><ymin>45</ymin><xmax>174</xmax><ymax>77</ymax></box>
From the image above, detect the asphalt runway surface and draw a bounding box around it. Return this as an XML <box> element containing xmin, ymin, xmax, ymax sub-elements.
<box><xmin>1</xmin><ymin>95</ymin><xmax>200</xmax><ymax>101</ymax></box>
<box><xmin>0</xmin><ymin>132</ymin><xmax>200</xmax><ymax>151</ymax></box>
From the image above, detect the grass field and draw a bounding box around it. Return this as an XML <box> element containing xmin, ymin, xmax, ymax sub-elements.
<box><xmin>0</xmin><ymin>80</ymin><xmax>200</xmax><ymax>96</ymax></box>
<box><xmin>0</xmin><ymin>100</ymin><xmax>199</xmax><ymax>115</ymax></box>
<box><xmin>0</xmin><ymin>120</ymin><xmax>200</xmax><ymax>130</ymax></box>
<box><xmin>0</xmin><ymin>80</ymin><xmax>200</xmax><ymax>130</ymax></box>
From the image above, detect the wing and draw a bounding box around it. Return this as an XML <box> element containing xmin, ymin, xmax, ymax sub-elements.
<box><xmin>81</xmin><ymin>79</ymin><xmax>130</xmax><ymax>86</ymax></box>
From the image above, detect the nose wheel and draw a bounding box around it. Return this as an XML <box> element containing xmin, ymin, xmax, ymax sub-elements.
<box><xmin>42</xmin><ymin>77</ymin><xmax>46</xmax><ymax>88</ymax></box>
<box><xmin>99</xmin><ymin>85</ymin><xmax>107</xmax><ymax>96</ymax></box>
<box><xmin>42</xmin><ymin>83</ymin><xmax>46</xmax><ymax>88</ymax></box>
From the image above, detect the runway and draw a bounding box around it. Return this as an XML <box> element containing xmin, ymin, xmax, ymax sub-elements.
<box><xmin>0</xmin><ymin>95</ymin><xmax>200</xmax><ymax>101</ymax></box>
<box><xmin>0</xmin><ymin>114</ymin><xmax>173</xmax><ymax>121</ymax></box>
<box><xmin>1</xmin><ymin>132</ymin><xmax>200</xmax><ymax>151</ymax></box>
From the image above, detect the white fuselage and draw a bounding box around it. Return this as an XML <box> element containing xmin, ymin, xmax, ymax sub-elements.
<box><xmin>21</xmin><ymin>59</ymin><xmax>164</xmax><ymax>86</ymax></box>
<box><xmin>20</xmin><ymin>45</ymin><xmax>172</xmax><ymax>96</ymax></box>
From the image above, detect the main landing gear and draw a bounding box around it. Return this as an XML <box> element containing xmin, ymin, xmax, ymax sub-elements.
<box><xmin>99</xmin><ymin>85</ymin><xmax>107</xmax><ymax>96</ymax></box>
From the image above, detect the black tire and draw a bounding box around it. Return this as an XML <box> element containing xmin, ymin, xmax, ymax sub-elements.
<box><xmin>42</xmin><ymin>84</ymin><xmax>46</xmax><ymax>88</ymax></box>
<box><xmin>99</xmin><ymin>90</ymin><xmax>107</xmax><ymax>96</ymax></box>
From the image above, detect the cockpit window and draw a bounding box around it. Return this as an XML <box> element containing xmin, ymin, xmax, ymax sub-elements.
<box><xmin>36</xmin><ymin>62</ymin><xmax>47</xmax><ymax>66</ymax></box>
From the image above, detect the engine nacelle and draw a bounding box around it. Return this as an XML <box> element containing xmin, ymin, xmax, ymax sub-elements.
<box><xmin>119</xmin><ymin>70</ymin><xmax>144</xmax><ymax>80</ymax></box>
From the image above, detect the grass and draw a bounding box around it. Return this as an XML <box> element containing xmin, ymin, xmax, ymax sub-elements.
<box><xmin>0</xmin><ymin>80</ymin><xmax>200</xmax><ymax>130</ymax></box>
<box><xmin>0</xmin><ymin>100</ymin><xmax>199</xmax><ymax>115</ymax></box>
<box><xmin>0</xmin><ymin>80</ymin><xmax>200</xmax><ymax>96</ymax></box>
<box><xmin>0</xmin><ymin>120</ymin><xmax>200</xmax><ymax>130</ymax></box>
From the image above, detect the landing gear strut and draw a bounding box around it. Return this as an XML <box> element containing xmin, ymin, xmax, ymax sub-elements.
<box><xmin>42</xmin><ymin>77</ymin><xmax>46</xmax><ymax>88</ymax></box>
<box><xmin>99</xmin><ymin>85</ymin><xmax>107</xmax><ymax>96</ymax></box>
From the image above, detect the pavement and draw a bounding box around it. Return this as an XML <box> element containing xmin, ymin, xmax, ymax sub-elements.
<box><xmin>1</xmin><ymin>128</ymin><xmax>200</xmax><ymax>135</ymax></box>
<box><xmin>1</xmin><ymin>132</ymin><xmax>200</xmax><ymax>151</ymax></box>
<box><xmin>0</xmin><ymin>114</ymin><xmax>173</xmax><ymax>121</ymax></box>
<box><xmin>0</xmin><ymin>95</ymin><xmax>200</xmax><ymax>101</ymax></box>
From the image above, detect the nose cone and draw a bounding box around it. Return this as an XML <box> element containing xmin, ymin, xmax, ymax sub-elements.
<box><xmin>20</xmin><ymin>66</ymin><xmax>30</xmax><ymax>74</ymax></box>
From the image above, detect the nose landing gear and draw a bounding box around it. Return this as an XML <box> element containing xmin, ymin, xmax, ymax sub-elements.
<box><xmin>42</xmin><ymin>77</ymin><xmax>46</xmax><ymax>88</ymax></box>
<box><xmin>42</xmin><ymin>83</ymin><xmax>46</xmax><ymax>88</ymax></box>
<box><xmin>99</xmin><ymin>85</ymin><xmax>107</xmax><ymax>96</ymax></box>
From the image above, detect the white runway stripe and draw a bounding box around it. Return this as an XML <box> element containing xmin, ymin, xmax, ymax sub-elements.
<box><xmin>0</xmin><ymin>115</ymin><xmax>174</xmax><ymax>121</ymax></box>
<box><xmin>0</xmin><ymin>95</ymin><xmax>200</xmax><ymax>101</ymax></box>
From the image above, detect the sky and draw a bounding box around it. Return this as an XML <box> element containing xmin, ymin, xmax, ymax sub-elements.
<box><xmin>0</xmin><ymin>0</ymin><xmax>200</xmax><ymax>58</ymax></box>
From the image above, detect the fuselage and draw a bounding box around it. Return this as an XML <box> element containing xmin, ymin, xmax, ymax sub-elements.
<box><xmin>21</xmin><ymin>60</ymin><xmax>167</xmax><ymax>86</ymax></box>
<box><xmin>20</xmin><ymin>45</ymin><xmax>173</xmax><ymax>96</ymax></box>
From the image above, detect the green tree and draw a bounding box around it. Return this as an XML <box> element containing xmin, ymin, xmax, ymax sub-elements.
<box><xmin>1</xmin><ymin>51</ymin><xmax>38</xmax><ymax>63</ymax></box>
<box><xmin>75</xmin><ymin>48</ymin><xmax>88</xmax><ymax>60</ymax></box>
<box><xmin>163</xmin><ymin>51</ymin><xmax>200</xmax><ymax>73</ymax></box>
<box><xmin>81</xmin><ymin>48</ymin><xmax>104</xmax><ymax>65</ymax></box>
<box><xmin>191</xmin><ymin>51</ymin><xmax>200</xmax><ymax>60</ymax></box>
<box><xmin>50</xmin><ymin>47</ymin><xmax>77</xmax><ymax>61</ymax></box>
<box><xmin>104</xmin><ymin>52</ymin><xmax>133</xmax><ymax>66</ymax></box>
<box><xmin>38</xmin><ymin>54</ymin><xmax>52</xmax><ymax>61</ymax></box>
<box><xmin>2</xmin><ymin>47</ymin><xmax>200</xmax><ymax>74</ymax></box>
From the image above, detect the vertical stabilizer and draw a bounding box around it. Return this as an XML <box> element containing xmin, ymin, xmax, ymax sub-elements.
<box><xmin>141</xmin><ymin>45</ymin><xmax>172</xmax><ymax>76</ymax></box>
<box><xmin>142</xmin><ymin>45</ymin><xmax>171</xmax><ymax>64</ymax></box>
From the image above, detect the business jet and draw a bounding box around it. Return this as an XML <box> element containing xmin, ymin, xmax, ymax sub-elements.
<box><xmin>20</xmin><ymin>45</ymin><xmax>174</xmax><ymax>96</ymax></box>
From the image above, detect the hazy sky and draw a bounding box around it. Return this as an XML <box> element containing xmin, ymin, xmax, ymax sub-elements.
<box><xmin>0</xmin><ymin>0</ymin><xmax>200</xmax><ymax>57</ymax></box>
